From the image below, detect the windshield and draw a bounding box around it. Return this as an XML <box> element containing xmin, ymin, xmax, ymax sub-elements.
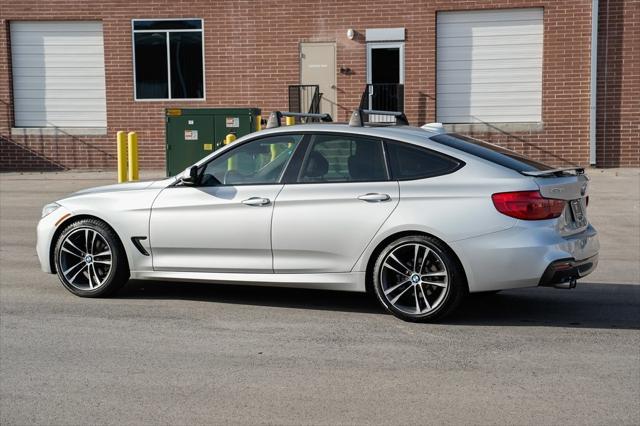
<box><xmin>430</xmin><ymin>133</ymin><xmax>553</xmax><ymax>173</ymax></box>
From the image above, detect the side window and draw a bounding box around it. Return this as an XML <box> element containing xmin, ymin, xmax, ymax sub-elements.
<box><xmin>200</xmin><ymin>135</ymin><xmax>303</xmax><ymax>186</ymax></box>
<box><xmin>298</xmin><ymin>135</ymin><xmax>388</xmax><ymax>183</ymax></box>
<box><xmin>386</xmin><ymin>141</ymin><xmax>461</xmax><ymax>180</ymax></box>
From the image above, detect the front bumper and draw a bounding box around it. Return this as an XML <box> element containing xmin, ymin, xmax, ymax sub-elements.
<box><xmin>36</xmin><ymin>206</ymin><xmax>71</xmax><ymax>273</ymax></box>
<box><xmin>539</xmin><ymin>254</ymin><xmax>599</xmax><ymax>289</ymax></box>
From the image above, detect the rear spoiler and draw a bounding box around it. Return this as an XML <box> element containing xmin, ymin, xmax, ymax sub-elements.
<box><xmin>521</xmin><ymin>167</ymin><xmax>585</xmax><ymax>177</ymax></box>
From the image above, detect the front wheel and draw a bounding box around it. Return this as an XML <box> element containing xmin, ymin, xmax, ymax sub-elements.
<box><xmin>54</xmin><ymin>218</ymin><xmax>129</xmax><ymax>297</ymax></box>
<box><xmin>372</xmin><ymin>235</ymin><xmax>466</xmax><ymax>322</ymax></box>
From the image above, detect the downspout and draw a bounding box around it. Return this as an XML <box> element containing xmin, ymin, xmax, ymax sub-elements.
<box><xmin>589</xmin><ymin>0</ymin><xmax>599</xmax><ymax>165</ymax></box>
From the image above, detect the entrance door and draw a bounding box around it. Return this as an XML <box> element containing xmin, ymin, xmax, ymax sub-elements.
<box><xmin>366</xmin><ymin>43</ymin><xmax>404</xmax><ymax>118</ymax></box>
<box><xmin>300</xmin><ymin>42</ymin><xmax>336</xmax><ymax>119</ymax></box>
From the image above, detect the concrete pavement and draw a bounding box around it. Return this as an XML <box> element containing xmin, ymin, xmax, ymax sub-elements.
<box><xmin>1</xmin><ymin>168</ymin><xmax>638</xmax><ymax>425</ymax></box>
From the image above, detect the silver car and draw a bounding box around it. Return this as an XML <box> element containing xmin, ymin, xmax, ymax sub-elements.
<box><xmin>36</xmin><ymin>111</ymin><xmax>599</xmax><ymax>322</ymax></box>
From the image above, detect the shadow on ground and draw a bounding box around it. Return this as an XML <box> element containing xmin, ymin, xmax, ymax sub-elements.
<box><xmin>118</xmin><ymin>280</ymin><xmax>640</xmax><ymax>330</ymax></box>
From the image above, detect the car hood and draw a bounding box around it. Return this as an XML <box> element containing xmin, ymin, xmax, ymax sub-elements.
<box><xmin>66</xmin><ymin>177</ymin><xmax>176</xmax><ymax>197</ymax></box>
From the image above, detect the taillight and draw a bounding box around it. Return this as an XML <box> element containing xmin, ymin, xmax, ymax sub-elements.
<box><xmin>491</xmin><ymin>191</ymin><xmax>566</xmax><ymax>220</ymax></box>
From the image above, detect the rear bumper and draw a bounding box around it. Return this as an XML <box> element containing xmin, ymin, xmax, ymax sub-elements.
<box><xmin>538</xmin><ymin>254</ymin><xmax>599</xmax><ymax>288</ymax></box>
<box><xmin>451</xmin><ymin>223</ymin><xmax>599</xmax><ymax>292</ymax></box>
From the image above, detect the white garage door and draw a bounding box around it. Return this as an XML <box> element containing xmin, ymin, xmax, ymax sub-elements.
<box><xmin>10</xmin><ymin>21</ymin><xmax>107</xmax><ymax>128</ymax></box>
<box><xmin>436</xmin><ymin>8</ymin><xmax>543</xmax><ymax>123</ymax></box>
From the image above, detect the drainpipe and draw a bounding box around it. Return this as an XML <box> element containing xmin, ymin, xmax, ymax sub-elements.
<box><xmin>589</xmin><ymin>0</ymin><xmax>599</xmax><ymax>165</ymax></box>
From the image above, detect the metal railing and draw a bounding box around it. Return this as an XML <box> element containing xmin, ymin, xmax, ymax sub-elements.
<box><xmin>359</xmin><ymin>84</ymin><xmax>405</xmax><ymax>122</ymax></box>
<box><xmin>288</xmin><ymin>85</ymin><xmax>322</xmax><ymax>118</ymax></box>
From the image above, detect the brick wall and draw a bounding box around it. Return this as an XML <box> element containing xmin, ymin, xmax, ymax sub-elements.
<box><xmin>0</xmin><ymin>0</ymin><xmax>636</xmax><ymax>172</ymax></box>
<box><xmin>596</xmin><ymin>0</ymin><xmax>640</xmax><ymax>167</ymax></box>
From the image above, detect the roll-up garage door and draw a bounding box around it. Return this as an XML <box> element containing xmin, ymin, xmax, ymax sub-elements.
<box><xmin>10</xmin><ymin>21</ymin><xmax>107</xmax><ymax>128</ymax></box>
<box><xmin>437</xmin><ymin>9</ymin><xmax>543</xmax><ymax>123</ymax></box>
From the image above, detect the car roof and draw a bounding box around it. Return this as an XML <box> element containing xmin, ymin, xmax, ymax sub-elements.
<box><xmin>193</xmin><ymin>122</ymin><xmax>522</xmax><ymax>179</ymax></box>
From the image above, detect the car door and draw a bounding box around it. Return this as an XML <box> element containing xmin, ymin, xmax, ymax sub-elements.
<box><xmin>150</xmin><ymin>134</ymin><xmax>303</xmax><ymax>273</ymax></box>
<box><xmin>272</xmin><ymin>133</ymin><xmax>399</xmax><ymax>273</ymax></box>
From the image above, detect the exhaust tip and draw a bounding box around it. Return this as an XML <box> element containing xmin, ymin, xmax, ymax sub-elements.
<box><xmin>554</xmin><ymin>277</ymin><xmax>577</xmax><ymax>289</ymax></box>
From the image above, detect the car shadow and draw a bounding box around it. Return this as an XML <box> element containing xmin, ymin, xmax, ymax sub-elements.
<box><xmin>117</xmin><ymin>281</ymin><xmax>640</xmax><ymax>330</ymax></box>
<box><xmin>119</xmin><ymin>279</ymin><xmax>383</xmax><ymax>315</ymax></box>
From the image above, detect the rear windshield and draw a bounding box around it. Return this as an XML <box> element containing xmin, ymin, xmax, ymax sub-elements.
<box><xmin>430</xmin><ymin>133</ymin><xmax>553</xmax><ymax>172</ymax></box>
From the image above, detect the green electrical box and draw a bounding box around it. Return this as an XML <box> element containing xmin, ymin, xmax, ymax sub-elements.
<box><xmin>165</xmin><ymin>107</ymin><xmax>261</xmax><ymax>176</ymax></box>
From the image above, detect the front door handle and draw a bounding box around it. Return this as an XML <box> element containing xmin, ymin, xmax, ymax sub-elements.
<box><xmin>358</xmin><ymin>193</ymin><xmax>391</xmax><ymax>202</ymax></box>
<box><xmin>242</xmin><ymin>197</ymin><xmax>271</xmax><ymax>206</ymax></box>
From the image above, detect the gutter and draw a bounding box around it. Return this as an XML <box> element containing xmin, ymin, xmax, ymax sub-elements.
<box><xmin>589</xmin><ymin>0</ymin><xmax>599</xmax><ymax>165</ymax></box>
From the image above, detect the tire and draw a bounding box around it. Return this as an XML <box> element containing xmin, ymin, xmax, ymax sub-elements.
<box><xmin>372</xmin><ymin>235</ymin><xmax>466</xmax><ymax>322</ymax></box>
<box><xmin>54</xmin><ymin>218</ymin><xmax>129</xmax><ymax>297</ymax></box>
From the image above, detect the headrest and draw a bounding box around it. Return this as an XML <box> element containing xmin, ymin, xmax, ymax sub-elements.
<box><xmin>305</xmin><ymin>151</ymin><xmax>329</xmax><ymax>178</ymax></box>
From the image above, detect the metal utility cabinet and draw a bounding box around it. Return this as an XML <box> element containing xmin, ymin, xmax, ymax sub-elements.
<box><xmin>165</xmin><ymin>108</ymin><xmax>261</xmax><ymax>176</ymax></box>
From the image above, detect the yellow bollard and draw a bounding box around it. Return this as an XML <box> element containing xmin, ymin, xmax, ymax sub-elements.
<box><xmin>226</xmin><ymin>133</ymin><xmax>237</xmax><ymax>171</ymax></box>
<box><xmin>116</xmin><ymin>131</ymin><xmax>127</xmax><ymax>183</ymax></box>
<box><xmin>127</xmin><ymin>132</ymin><xmax>139</xmax><ymax>181</ymax></box>
<box><xmin>285</xmin><ymin>116</ymin><xmax>295</xmax><ymax>126</ymax></box>
<box><xmin>224</xmin><ymin>133</ymin><xmax>237</xmax><ymax>145</ymax></box>
<box><xmin>256</xmin><ymin>115</ymin><xmax>262</xmax><ymax>131</ymax></box>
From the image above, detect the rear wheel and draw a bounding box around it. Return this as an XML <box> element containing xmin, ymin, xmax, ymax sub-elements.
<box><xmin>54</xmin><ymin>218</ymin><xmax>129</xmax><ymax>297</ymax></box>
<box><xmin>372</xmin><ymin>235</ymin><xmax>466</xmax><ymax>322</ymax></box>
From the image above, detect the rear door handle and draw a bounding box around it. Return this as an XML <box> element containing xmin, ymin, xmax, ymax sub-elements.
<box><xmin>242</xmin><ymin>197</ymin><xmax>271</xmax><ymax>206</ymax></box>
<box><xmin>358</xmin><ymin>193</ymin><xmax>391</xmax><ymax>202</ymax></box>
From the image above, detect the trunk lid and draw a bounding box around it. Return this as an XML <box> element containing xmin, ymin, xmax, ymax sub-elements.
<box><xmin>532</xmin><ymin>170</ymin><xmax>590</xmax><ymax>235</ymax></box>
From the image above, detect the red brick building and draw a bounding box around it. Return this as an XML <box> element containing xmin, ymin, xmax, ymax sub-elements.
<box><xmin>0</xmin><ymin>0</ymin><xmax>638</xmax><ymax>172</ymax></box>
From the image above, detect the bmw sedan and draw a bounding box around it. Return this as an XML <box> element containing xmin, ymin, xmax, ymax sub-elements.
<box><xmin>37</xmin><ymin>115</ymin><xmax>599</xmax><ymax>322</ymax></box>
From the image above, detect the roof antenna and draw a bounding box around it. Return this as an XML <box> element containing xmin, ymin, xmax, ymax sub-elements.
<box><xmin>421</xmin><ymin>122</ymin><xmax>445</xmax><ymax>133</ymax></box>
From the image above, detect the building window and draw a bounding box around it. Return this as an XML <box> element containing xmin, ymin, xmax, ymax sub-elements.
<box><xmin>132</xmin><ymin>19</ymin><xmax>204</xmax><ymax>100</ymax></box>
<box><xmin>436</xmin><ymin>8</ymin><xmax>543</xmax><ymax>123</ymax></box>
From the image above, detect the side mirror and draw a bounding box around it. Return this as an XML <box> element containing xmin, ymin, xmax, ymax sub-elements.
<box><xmin>179</xmin><ymin>166</ymin><xmax>199</xmax><ymax>184</ymax></box>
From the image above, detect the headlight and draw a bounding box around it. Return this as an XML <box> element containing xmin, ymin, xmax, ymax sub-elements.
<box><xmin>41</xmin><ymin>203</ymin><xmax>61</xmax><ymax>218</ymax></box>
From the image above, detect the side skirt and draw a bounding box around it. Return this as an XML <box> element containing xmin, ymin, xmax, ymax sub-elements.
<box><xmin>130</xmin><ymin>271</ymin><xmax>367</xmax><ymax>292</ymax></box>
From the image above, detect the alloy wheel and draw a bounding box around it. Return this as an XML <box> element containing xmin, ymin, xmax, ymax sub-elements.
<box><xmin>58</xmin><ymin>228</ymin><xmax>113</xmax><ymax>291</ymax></box>
<box><xmin>379</xmin><ymin>243</ymin><xmax>449</xmax><ymax>315</ymax></box>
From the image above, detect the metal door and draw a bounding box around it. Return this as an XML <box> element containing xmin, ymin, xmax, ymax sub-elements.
<box><xmin>300</xmin><ymin>42</ymin><xmax>336</xmax><ymax>119</ymax></box>
<box><xmin>366</xmin><ymin>42</ymin><xmax>405</xmax><ymax>120</ymax></box>
<box><xmin>166</xmin><ymin>114</ymin><xmax>215</xmax><ymax>176</ymax></box>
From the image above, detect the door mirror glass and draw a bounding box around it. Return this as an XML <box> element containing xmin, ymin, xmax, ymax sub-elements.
<box><xmin>179</xmin><ymin>165</ymin><xmax>199</xmax><ymax>184</ymax></box>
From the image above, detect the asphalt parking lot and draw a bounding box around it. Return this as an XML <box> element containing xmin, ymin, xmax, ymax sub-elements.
<box><xmin>1</xmin><ymin>169</ymin><xmax>639</xmax><ymax>425</ymax></box>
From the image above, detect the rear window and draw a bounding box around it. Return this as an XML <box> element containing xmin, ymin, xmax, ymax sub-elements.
<box><xmin>430</xmin><ymin>133</ymin><xmax>553</xmax><ymax>173</ymax></box>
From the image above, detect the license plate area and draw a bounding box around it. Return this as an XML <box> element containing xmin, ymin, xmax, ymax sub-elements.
<box><xmin>569</xmin><ymin>199</ymin><xmax>587</xmax><ymax>227</ymax></box>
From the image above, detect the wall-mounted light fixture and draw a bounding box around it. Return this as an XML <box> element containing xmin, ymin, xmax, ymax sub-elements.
<box><xmin>347</xmin><ymin>28</ymin><xmax>355</xmax><ymax>40</ymax></box>
<box><xmin>340</xmin><ymin>66</ymin><xmax>353</xmax><ymax>75</ymax></box>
